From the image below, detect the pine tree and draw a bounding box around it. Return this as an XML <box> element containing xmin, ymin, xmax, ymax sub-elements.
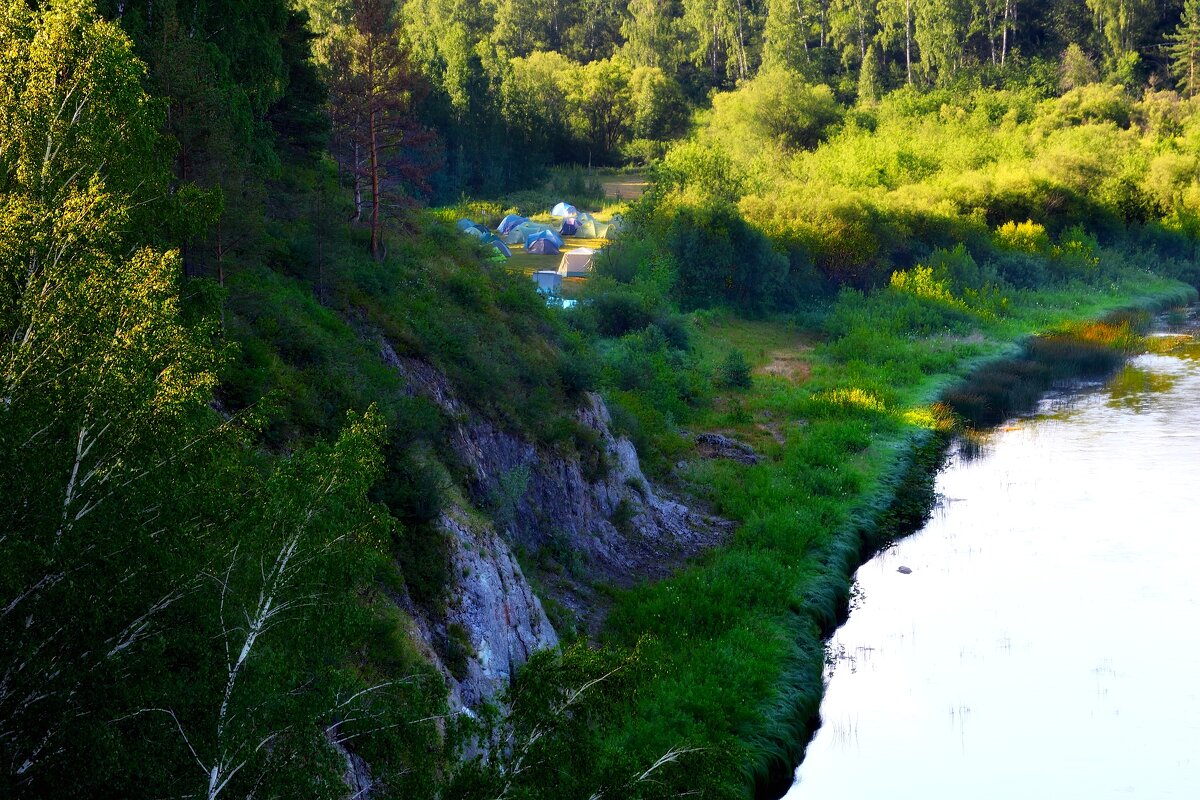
<box><xmin>324</xmin><ymin>0</ymin><xmax>437</xmax><ymax>260</ymax></box>
<box><xmin>1169</xmin><ymin>0</ymin><xmax>1200</xmax><ymax>99</ymax></box>
<box><xmin>858</xmin><ymin>42</ymin><xmax>882</xmax><ymax>103</ymax></box>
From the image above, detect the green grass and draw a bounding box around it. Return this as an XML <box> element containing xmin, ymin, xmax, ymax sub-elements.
<box><xmin>593</xmin><ymin>268</ymin><xmax>1197</xmax><ymax>797</ymax></box>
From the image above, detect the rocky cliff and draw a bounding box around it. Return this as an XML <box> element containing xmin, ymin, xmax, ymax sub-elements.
<box><xmin>379</xmin><ymin>340</ymin><xmax>727</xmax><ymax>713</ymax></box>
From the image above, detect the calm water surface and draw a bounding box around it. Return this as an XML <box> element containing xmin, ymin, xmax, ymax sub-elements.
<box><xmin>787</xmin><ymin>338</ymin><xmax>1200</xmax><ymax>799</ymax></box>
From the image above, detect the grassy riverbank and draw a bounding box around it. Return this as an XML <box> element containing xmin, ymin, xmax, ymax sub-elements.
<box><xmin>591</xmin><ymin>271</ymin><xmax>1196</xmax><ymax>797</ymax></box>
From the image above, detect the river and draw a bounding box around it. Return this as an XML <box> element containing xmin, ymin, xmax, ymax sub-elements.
<box><xmin>786</xmin><ymin>329</ymin><xmax>1200</xmax><ymax>799</ymax></box>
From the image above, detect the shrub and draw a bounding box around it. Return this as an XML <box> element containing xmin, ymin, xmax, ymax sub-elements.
<box><xmin>988</xmin><ymin>250</ymin><xmax>1048</xmax><ymax>289</ymax></box>
<box><xmin>995</xmin><ymin>219</ymin><xmax>1052</xmax><ymax>256</ymax></box>
<box><xmin>708</xmin><ymin>66</ymin><xmax>844</xmax><ymax>156</ymax></box>
<box><xmin>719</xmin><ymin>349</ymin><xmax>753</xmax><ymax>389</ymax></box>
<box><xmin>661</xmin><ymin>200</ymin><xmax>790</xmax><ymax>312</ymax></box>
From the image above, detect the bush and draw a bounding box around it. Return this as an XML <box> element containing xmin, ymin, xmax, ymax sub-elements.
<box><xmin>995</xmin><ymin>219</ymin><xmax>1052</xmax><ymax>256</ymax></box>
<box><xmin>988</xmin><ymin>249</ymin><xmax>1048</xmax><ymax>289</ymax></box>
<box><xmin>719</xmin><ymin>349</ymin><xmax>753</xmax><ymax>389</ymax></box>
<box><xmin>661</xmin><ymin>200</ymin><xmax>790</xmax><ymax>312</ymax></box>
<box><xmin>708</xmin><ymin>66</ymin><xmax>844</xmax><ymax>157</ymax></box>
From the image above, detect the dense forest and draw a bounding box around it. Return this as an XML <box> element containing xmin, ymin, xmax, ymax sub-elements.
<box><xmin>4</xmin><ymin>0</ymin><xmax>1200</xmax><ymax>798</ymax></box>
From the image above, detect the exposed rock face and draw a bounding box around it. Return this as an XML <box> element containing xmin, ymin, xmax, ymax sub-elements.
<box><xmin>399</xmin><ymin>510</ymin><xmax>558</xmax><ymax>712</ymax></box>
<box><xmin>378</xmin><ymin>340</ymin><xmax>728</xmax><ymax>710</ymax></box>
<box><xmin>330</xmin><ymin>736</ymin><xmax>375</xmax><ymax>800</ymax></box>
<box><xmin>694</xmin><ymin>432</ymin><xmax>762</xmax><ymax>465</ymax></box>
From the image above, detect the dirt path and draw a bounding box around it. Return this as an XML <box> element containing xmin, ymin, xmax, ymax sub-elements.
<box><xmin>599</xmin><ymin>172</ymin><xmax>648</xmax><ymax>202</ymax></box>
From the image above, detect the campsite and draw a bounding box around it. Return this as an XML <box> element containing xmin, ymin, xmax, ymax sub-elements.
<box><xmin>452</xmin><ymin>187</ymin><xmax>628</xmax><ymax>298</ymax></box>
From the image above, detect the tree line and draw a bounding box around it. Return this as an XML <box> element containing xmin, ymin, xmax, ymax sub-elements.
<box><xmin>267</xmin><ymin>0</ymin><xmax>1200</xmax><ymax>208</ymax></box>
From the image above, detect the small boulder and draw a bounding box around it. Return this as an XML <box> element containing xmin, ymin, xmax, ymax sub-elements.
<box><xmin>694</xmin><ymin>433</ymin><xmax>761</xmax><ymax>465</ymax></box>
<box><xmin>897</xmin><ymin>566</ymin><xmax>913</xmax><ymax>575</ymax></box>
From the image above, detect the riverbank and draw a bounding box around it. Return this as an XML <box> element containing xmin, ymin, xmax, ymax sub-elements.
<box><xmin>594</xmin><ymin>275</ymin><xmax>1197</xmax><ymax>798</ymax></box>
<box><xmin>788</xmin><ymin>314</ymin><xmax>1200</xmax><ymax>797</ymax></box>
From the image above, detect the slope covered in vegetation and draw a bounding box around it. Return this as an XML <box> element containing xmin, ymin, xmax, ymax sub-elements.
<box><xmin>6</xmin><ymin>1</ymin><xmax>1200</xmax><ymax>799</ymax></box>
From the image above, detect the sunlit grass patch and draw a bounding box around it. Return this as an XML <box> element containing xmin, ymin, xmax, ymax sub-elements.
<box><xmin>811</xmin><ymin>387</ymin><xmax>887</xmax><ymax>414</ymax></box>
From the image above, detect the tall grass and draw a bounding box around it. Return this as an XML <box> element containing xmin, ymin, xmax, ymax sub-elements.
<box><xmin>590</xmin><ymin>270</ymin><xmax>1196</xmax><ymax>798</ymax></box>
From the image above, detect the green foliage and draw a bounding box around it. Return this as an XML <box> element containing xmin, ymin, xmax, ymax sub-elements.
<box><xmin>706</xmin><ymin>67</ymin><xmax>844</xmax><ymax>159</ymax></box>
<box><xmin>0</xmin><ymin>8</ymin><xmax>450</xmax><ymax>797</ymax></box>
<box><xmin>1060</xmin><ymin>43</ymin><xmax>1100</xmax><ymax>92</ymax></box>
<box><xmin>719</xmin><ymin>348</ymin><xmax>754</xmax><ymax>388</ymax></box>
<box><xmin>1168</xmin><ymin>0</ymin><xmax>1200</xmax><ymax>98</ymax></box>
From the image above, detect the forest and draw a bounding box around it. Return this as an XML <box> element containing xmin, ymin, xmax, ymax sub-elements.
<box><xmin>3</xmin><ymin>0</ymin><xmax>1200</xmax><ymax>798</ymax></box>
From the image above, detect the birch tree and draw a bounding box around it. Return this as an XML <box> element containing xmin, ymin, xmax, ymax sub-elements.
<box><xmin>0</xmin><ymin>0</ymin><xmax>218</xmax><ymax>788</ymax></box>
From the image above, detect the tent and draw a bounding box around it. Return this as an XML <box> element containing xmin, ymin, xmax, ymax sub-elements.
<box><xmin>526</xmin><ymin>236</ymin><xmax>560</xmax><ymax>255</ymax></box>
<box><xmin>551</xmin><ymin>201</ymin><xmax>578</xmax><ymax>218</ymax></box>
<box><xmin>559</xmin><ymin>217</ymin><xmax>579</xmax><ymax>236</ymax></box>
<box><xmin>557</xmin><ymin>247</ymin><xmax>595</xmax><ymax>277</ymax></box>
<box><xmin>529</xmin><ymin>228</ymin><xmax>563</xmax><ymax>247</ymax></box>
<box><xmin>490</xmin><ymin>241</ymin><xmax>512</xmax><ymax>259</ymax></box>
<box><xmin>505</xmin><ymin>221</ymin><xmax>551</xmax><ymax>244</ymax></box>
<box><xmin>456</xmin><ymin>218</ymin><xmax>475</xmax><ymax>232</ymax></box>
<box><xmin>532</xmin><ymin>270</ymin><xmax>562</xmax><ymax>294</ymax></box>
<box><xmin>607</xmin><ymin>215</ymin><xmax>625</xmax><ymax>235</ymax></box>
<box><xmin>498</xmin><ymin>214</ymin><xmax>528</xmax><ymax>234</ymax></box>
<box><xmin>575</xmin><ymin>218</ymin><xmax>602</xmax><ymax>238</ymax></box>
<box><xmin>462</xmin><ymin>226</ymin><xmax>487</xmax><ymax>240</ymax></box>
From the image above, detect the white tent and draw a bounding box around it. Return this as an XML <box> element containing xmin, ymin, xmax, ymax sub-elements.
<box><xmin>557</xmin><ymin>247</ymin><xmax>595</xmax><ymax>277</ymax></box>
<box><xmin>532</xmin><ymin>270</ymin><xmax>562</xmax><ymax>294</ymax></box>
<box><xmin>551</xmin><ymin>201</ymin><xmax>578</xmax><ymax>218</ymax></box>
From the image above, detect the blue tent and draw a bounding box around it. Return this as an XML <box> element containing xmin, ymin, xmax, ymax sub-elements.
<box><xmin>490</xmin><ymin>241</ymin><xmax>513</xmax><ymax>258</ymax></box>
<box><xmin>551</xmin><ymin>201</ymin><xmax>578</xmax><ymax>218</ymax></box>
<box><xmin>498</xmin><ymin>214</ymin><xmax>528</xmax><ymax>234</ymax></box>
<box><xmin>559</xmin><ymin>217</ymin><xmax>579</xmax><ymax>236</ymax></box>
<box><xmin>456</xmin><ymin>218</ymin><xmax>475</xmax><ymax>231</ymax></box>
<box><xmin>526</xmin><ymin>236</ymin><xmax>560</xmax><ymax>255</ymax></box>
<box><xmin>528</xmin><ymin>228</ymin><xmax>564</xmax><ymax>248</ymax></box>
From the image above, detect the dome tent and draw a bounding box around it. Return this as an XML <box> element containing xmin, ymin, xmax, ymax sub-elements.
<box><xmin>551</xmin><ymin>201</ymin><xmax>578</xmax><ymax>218</ymax></box>
<box><xmin>531</xmin><ymin>228</ymin><xmax>563</xmax><ymax>247</ymax></box>
<box><xmin>456</xmin><ymin>218</ymin><xmax>475</xmax><ymax>231</ymax></box>
<box><xmin>559</xmin><ymin>217</ymin><xmax>579</xmax><ymax>236</ymax></box>
<box><xmin>505</xmin><ymin>220</ymin><xmax>552</xmax><ymax>244</ymax></box>
<box><xmin>490</xmin><ymin>241</ymin><xmax>512</xmax><ymax>259</ymax></box>
<box><xmin>498</xmin><ymin>214</ymin><xmax>528</xmax><ymax>234</ymax></box>
<box><xmin>575</xmin><ymin>217</ymin><xmax>609</xmax><ymax>238</ymax></box>
<box><xmin>526</xmin><ymin>234</ymin><xmax>560</xmax><ymax>255</ymax></box>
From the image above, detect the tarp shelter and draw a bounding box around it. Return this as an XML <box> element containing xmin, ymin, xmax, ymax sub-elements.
<box><xmin>532</xmin><ymin>271</ymin><xmax>562</xmax><ymax>294</ymax></box>
<box><xmin>559</xmin><ymin>217</ymin><xmax>579</xmax><ymax>236</ymax></box>
<box><xmin>551</xmin><ymin>201</ymin><xmax>578</xmax><ymax>218</ymax></box>
<box><xmin>557</xmin><ymin>247</ymin><xmax>595</xmax><ymax>277</ymax></box>
<box><xmin>456</xmin><ymin>218</ymin><xmax>475</xmax><ymax>232</ymax></box>
<box><xmin>526</xmin><ymin>235</ymin><xmax>560</xmax><ymax>255</ymax></box>
<box><xmin>498</xmin><ymin>214</ymin><xmax>528</xmax><ymax>234</ymax></box>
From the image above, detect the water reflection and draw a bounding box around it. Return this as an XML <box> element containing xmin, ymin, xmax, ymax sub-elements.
<box><xmin>787</xmin><ymin>329</ymin><xmax>1200</xmax><ymax>800</ymax></box>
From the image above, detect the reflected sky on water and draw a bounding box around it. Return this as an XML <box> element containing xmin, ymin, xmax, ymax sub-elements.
<box><xmin>788</xmin><ymin>344</ymin><xmax>1200</xmax><ymax>800</ymax></box>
